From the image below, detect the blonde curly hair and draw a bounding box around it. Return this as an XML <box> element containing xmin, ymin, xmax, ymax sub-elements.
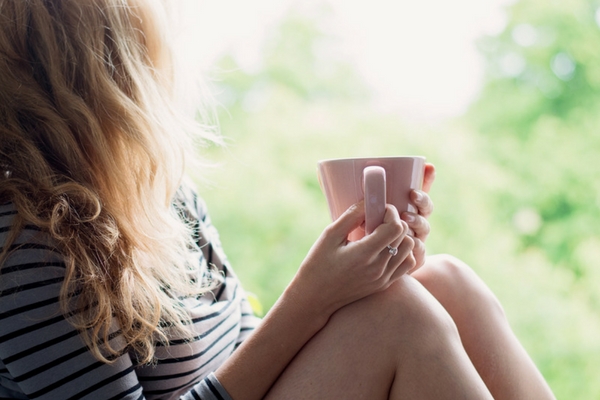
<box><xmin>0</xmin><ymin>0</ymin><xmax>218</xmax><ymax>364</ymax></box>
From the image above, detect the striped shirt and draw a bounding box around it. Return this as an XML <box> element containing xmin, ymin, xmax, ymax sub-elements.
<box><xmin>0</xmin><ymin>185</ymin><xmax>260</xmax><ymax>399</ymax></box>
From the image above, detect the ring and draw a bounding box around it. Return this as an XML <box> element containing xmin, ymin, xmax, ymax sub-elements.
<box><xmin>387</xmin><ymin>245</ymin><xmax>398</xmax><ymax>256</ymax></box>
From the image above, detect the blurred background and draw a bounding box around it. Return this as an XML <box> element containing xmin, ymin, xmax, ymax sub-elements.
<box><xmin>182</xmin><ymin>0</ymin><xmax>600</xmax><ymax>398</ymax></box>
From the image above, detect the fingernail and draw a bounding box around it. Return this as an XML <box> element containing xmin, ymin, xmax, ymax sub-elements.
<box><xmin>414</xmin><ymin>191</ymin><xmax>424</xmax><ymax>202</ymax></box>
<box><xmin>403</xmin><ymin>213</ymin><xmax>415</xmax><ymax>223</ymax></box>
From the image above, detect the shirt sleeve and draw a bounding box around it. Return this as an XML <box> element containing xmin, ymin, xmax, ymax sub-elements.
<box><xmin>192</xmin><ymin>373</ymin><xmax>234</xmax><ymax>400</ymax></box>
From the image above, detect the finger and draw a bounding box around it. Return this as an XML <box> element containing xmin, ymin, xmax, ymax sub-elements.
<box><xmin>327</xmin><ymin>201</ymin><xmax>365</xmax><ymax>244</ymax></box>
<box><xmin>379</xmin><ymin>234</ymin><xmax>413</xmax><ymax>270</ymax></box>
<box><xmin>422</xmin><ymin>163</ymin><xmax>436</xmax><ymax>193</ymax></box>
<box><xmin>387</xmin><ymin>237</ymin><xmax>416</xmax><ymax>281</ymax></box>
<box><xmin>410</xmin><ymin>237</ymin><xmax>426</xmax><ymax>271</ymax></box>
<box><xmin>362</xmin><ymin>204</ymin><xmax>407</xmax><ymax>251</ymax></box>
<box><xmin>390</xmin><ymin>252</ymin><xmax>417</xmax><ymax>281</ymax></box>
<box><xmin>394</xmin><ymin>234</ymin><xmax>414</xmax><ymax>261</ymax></box>
<box><xmin>400</xmin><ymin>212</ymin><xmax>430</xmax><ymax>241</ymax></box>
<box><xmin>373</xmin><ymin>222</ymin><xmax>407</xmax><ymax>264</ymax></box>
<box><xmin>409</xmin><ymin>190</ymin><xmax>434</xmax><ymax>218</ymax></box>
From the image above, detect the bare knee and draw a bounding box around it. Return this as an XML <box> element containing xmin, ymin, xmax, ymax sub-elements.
<box><xmin>265</xmin><ymin>276</ymin><xmax>467</xmax><ymax>399</ymax></box>
<box><xmin>413</xmin><ymin>254</ymin><xmax>506</xmax><ymax>322</ymax></box>
<box><xmin>330</xmin><ymin>275</ymin><xmax>462</xmax><ymax>355</ymax></box>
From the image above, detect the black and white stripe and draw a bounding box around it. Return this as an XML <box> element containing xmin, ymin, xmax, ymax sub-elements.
<box><xmin>0</xmin><ymin>184</ymin><xmax>260</xmax><ymax>399</ymax></box>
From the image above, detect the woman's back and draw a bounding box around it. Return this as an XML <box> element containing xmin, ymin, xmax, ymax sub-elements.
<box><xmin>0</xmin><ymin>187</ymin><xmax>259</xmax><ymax>399</ymax></box>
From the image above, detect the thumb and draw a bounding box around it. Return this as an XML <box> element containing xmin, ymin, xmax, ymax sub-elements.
<box><xmin>328</xmin><ymin>201</ymin><xmax>365</xmax><ymax>241</ymax></box>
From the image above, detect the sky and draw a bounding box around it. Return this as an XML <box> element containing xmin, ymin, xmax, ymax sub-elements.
<box><xmin>182</xmin><ymin>0</ymin><xmax>515</xmax><ymax>122</ymax></box>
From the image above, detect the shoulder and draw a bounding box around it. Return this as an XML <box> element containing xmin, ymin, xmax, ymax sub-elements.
<box><xmin>172</xmin><ymin>177</ymin><xmax>211</xmax><ymax>225</ymax></box>
<box><xmin>1</xmin><ymin>202</ymin><xmax>66</xmax><ymax>307</ymax></box>
<box><xmin>1</xmin><ymin>202</ymin><xmax>64</xmax><ymax>261</ymax></box>
<box><xmin>0</xmin><ymin>204</ymin><xmax>143</xmax><ymax>399</ymax></box>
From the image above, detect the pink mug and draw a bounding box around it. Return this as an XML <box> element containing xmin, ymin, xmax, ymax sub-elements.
<box><xmin>318</xmin><ymin>156</ymin><xmax>426</xmax><ymax>241</ymax></box>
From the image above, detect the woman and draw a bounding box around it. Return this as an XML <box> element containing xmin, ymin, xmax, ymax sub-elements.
<box><xmin>0</xmin><ymin>0</ymin><xmax>555</xmax><ymax>399</ymax></box>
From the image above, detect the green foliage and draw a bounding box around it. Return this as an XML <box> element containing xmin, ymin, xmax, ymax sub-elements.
<box><xmin>468</xmin><ymin>0</ymin><xmax>600</xmax><ymax>277</ymax></box>
<box><xmin>196</xmin><ymin>5</ymin><xmax>600</xmax><ymax>398</ymax></box>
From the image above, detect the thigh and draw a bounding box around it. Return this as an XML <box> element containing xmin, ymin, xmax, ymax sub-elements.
<box><xmin>265</xmin><ymin>275</ymin><xmax>492</xmax><ymax>400</ymax></box>
<box><xmin>412</xmin><ymin>254</ymin><xmax>555</xmax><ymax>400</ymax></box>
<box><xmin>264</xmin><ymin>283</ymin><xmax>400</xmax><ymax>399</ymax></box>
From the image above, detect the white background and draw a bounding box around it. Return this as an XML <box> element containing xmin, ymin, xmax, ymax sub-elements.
<box><xmin>182</xmin><ymin>0</ymin><xmax>515</xmax><ymax>121</ymax></box>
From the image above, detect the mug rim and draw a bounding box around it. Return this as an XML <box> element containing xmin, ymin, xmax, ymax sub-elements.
<box><xmin>318</xmin><ymin>155</ymin><xmax>426</xmax><ymax>164</ymax></box>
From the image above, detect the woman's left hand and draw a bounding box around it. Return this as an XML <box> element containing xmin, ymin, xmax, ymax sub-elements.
<box><xmin>401</xmin><ymin>163</ymin><xmax>435</xmax><ymax>272</ymax></box>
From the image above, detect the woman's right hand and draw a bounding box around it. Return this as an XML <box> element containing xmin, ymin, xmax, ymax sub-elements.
<box><xmin>290</xmin><ymin>202</ymin><xmax>415</xmax><ymax>318</ymax></box>
<box><xmin>215</xmin><ymin>202</ymin><xmax>413</xmax><ymax>400</ymax></box>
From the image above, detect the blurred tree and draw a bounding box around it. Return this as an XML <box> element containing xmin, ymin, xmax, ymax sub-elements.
<box><xmin>201</xmin><ymin>8</ymin><xmax>373</xmax><ymax>309</ymax></box>
<box><xmin>213</xmin><ymin>8</ymin><xmax>369</xmax><ymax>113</ymax></box>
<box><xmin>468</xmin><ymin>0</ymin><xmax>600</xmax><ymax>282</ymax></box>
<box><xmin>197</xmin><ymin>4</ymin><xmax>600</xmax><ymax>397</ymax></box>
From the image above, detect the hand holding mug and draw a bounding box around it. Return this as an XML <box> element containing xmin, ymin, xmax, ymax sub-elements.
<box><xmin>318</xmin><ymin>156</ymin><xmax>433</xmax><ymax>273</ymax></box>
<box><xmin>294</xmin><ymin>201</ymin><xmax>415</xmax><ymax>316</ymax></box>
<box><xmin>318</xmin><ymin>156</ymin><xmax>426</xmax><ymax>241</ymax></box>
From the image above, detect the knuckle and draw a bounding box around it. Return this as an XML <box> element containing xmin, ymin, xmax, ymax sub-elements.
<box><xmin>385</xmin><ymin>218</ymin><xmax>405</xmax><ymax>239</ymax></box>
<box><xmin>394</xmin><ymin>220</ymin><xmax>406</xmax><ymax>237</ymax></box>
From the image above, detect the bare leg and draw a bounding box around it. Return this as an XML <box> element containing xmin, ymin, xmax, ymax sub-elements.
<box><xmin>265</xmin><ymin>275</ymin><xmax>493</xmax><ymax>399</ymax></box>
<box><xmin>412</xmin><ymin>254</ymin><xmax>556</xmax><ymax>400</ymax></box>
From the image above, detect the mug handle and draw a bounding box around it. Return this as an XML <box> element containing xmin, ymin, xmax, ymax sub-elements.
<box><xmin>364</xmin><ymin>166</ymin><xmax>386</xmax><ymax>235</ymax></box>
